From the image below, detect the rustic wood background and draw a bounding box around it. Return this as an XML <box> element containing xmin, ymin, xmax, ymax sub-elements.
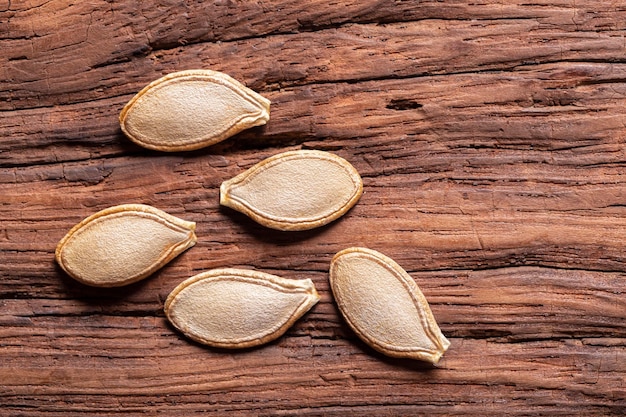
<box><xmin>1</xmin><ymin>1</ymin><xmax>625</xmax><ymax>415</ymax></box>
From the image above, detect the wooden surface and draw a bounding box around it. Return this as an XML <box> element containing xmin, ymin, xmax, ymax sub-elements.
<box><xmin>1</xmin><ymin>1</ymin><xmax>626</xmax><ymax>415</ymax></box>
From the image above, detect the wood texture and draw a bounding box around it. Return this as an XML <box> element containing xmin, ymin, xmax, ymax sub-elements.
<box><xmin>1</xmin><ymin>1</ymin><xmax>625</xmax><ymax>415</ymax></box>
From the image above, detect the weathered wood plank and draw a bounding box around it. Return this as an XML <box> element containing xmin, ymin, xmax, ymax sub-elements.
<box><xmin>0</xmin><ymin>332</ymin><xmax>624</xmax><ymax>415</ymax></box>
<box><xmin>2</xmin><ymin>61</ymin><xmax>626</xmax><ymax>164</ymax></box>
<box><xmin>1</xmin><ymin>0</ymin><xmax>625</xmax><ymax>415</ymax></box>
<box><xmin>2</xmin><ymin>2</ymin><xmax>626</xmax><ymax>109</ymax></box>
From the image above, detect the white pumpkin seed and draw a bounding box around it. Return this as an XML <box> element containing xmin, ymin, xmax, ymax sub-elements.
<box><xmin>55</xmin><ymin>204</ymin><xmax>196</xmax><ymax>287</ymax></box>
<box><xmin>330</xmin><ymin>247</ymin><xmax>450</xmax><ymax>364</ymax></box>
<box><xmin>220</xmin><ymin>150</ymin><xmax>363</xmax><ymax>231</ymax></box>
<box><xmin>164</xmin><ymin>268</ymin><xmax>320</xmax><ymax>349</ymax></box>
<box><xmin>120</xmin><ymin>69</ymin><xmax>270</xmax><ymax>151</ymax></box>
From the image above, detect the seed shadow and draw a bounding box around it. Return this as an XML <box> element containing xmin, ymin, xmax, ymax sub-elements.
<box><xmin>218</xmin><ymin>204</ymin><xmax>346</xmax><ymax>247</ymax></box>
<box><xmin>336</xmin><ymin>328</ymin><xmax>442</xmax><ymax>372</ymax></box>
<box><xmin>163</xmin><ymin>316</ymin><xmax>288</xmax><ymax>355</ymax></box>
<box><xmin>116</xmin><ymin>124</ymin><xmax>277</xmax><ymax>157</ymax></box>
<box><xmin>326</xmin><ymin>297</ymin><xmax>442</xmax><ymax>373</ymax></box>
<box><xmin>55</xmin><ymin>263</ymin><xmax>160</xmax><ymax>313</ymax></box>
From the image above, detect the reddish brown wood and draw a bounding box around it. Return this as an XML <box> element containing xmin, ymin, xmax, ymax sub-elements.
<box><xmin>1</xmin><ymin>1</ymin><xmax>625</xmax><ymax>415</ymax></box>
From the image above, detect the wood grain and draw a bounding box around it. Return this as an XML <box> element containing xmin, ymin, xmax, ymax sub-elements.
<box><xmin>1</xmin><ymin>0</ymin><xmax>625</xmax><ymax>415</ymax></box>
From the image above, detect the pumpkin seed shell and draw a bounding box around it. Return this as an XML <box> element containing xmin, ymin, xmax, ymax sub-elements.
<box><xmin>220</xmin><ymin>150</ymin><xmax>363</xmax><ymax>231</ymax></box>
<box><xmin>55</xmin><ymin>204</ymin><xmax>196</xmax><ymax>287</ymax></box>
<box><xmin>165</xmin><ymin>268</ymin><xmax>320</xmax><ymax>349</ymax></box>
<box><xmin>120</xmin><ymin>69</ymin><xmax>270</xmax><ymax>151</ymax></box>
<box><xmin>330</xmin><ymin>247</ymin><xmax>450</xmax><ymax>364</ymax></box>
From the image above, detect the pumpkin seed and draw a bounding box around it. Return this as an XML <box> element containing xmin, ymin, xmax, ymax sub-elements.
<box><xmin>120</xmin><ymin>69</ymin><xmax>270</xmax><ymax>151</ymax></box>
<box><xmin>330</xmin><ymin>247</ymin><xmax>450</xmax><ymax>364</ymax></box>
<box><xmin>220</xmin><ymin>150</ymin><xmax>363</xmax><ymax>231</ymax></box>
<box><xmin>55</xmin><ymin>204</ymin><xmax>196</xmax><ymax>287</ymax></box>
<box><xmin>165</xmin><ymin>268</ymin><xmax>320</xmax><ymax>349</ymax></box>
